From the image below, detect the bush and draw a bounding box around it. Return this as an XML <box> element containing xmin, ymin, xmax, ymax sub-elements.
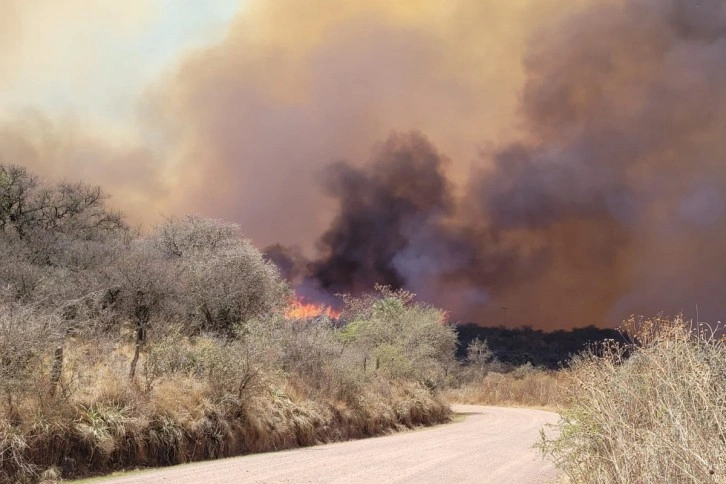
<box><xmin>339</xmin><ymin>287</ymin><xmax>458</xmax><ymax>385</ymax></box>
<box><xmin>145</xmin><ymin>217</ymin><xmax>290</xmax><ymax>335</ymax></box>
<box><xmin>0</xmin><ymin>306</ymin><xmax>65</xmax><ymax>410</ymax></box>
<box><xmin>539</xmin><ymin>316</ymin><xmax>726</xmax><ymax>483</ymax></box>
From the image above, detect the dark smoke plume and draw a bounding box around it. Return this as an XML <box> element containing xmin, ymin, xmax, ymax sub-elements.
<box><xmin>265</xmin><ymin>131</ymin><xmax>460</xmax><ymax>308</ymax></box>
<box><xmin>311</xmin><ymin>132</ymin><xmax>453</xmax><ymax>295</ymax></box>
<box><xmin>268</xmin><ymin>0</ymin><xmax>726</xmax><ymax>328</ymax></box>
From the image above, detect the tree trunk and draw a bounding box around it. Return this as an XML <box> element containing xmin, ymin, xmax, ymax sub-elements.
<box><xmin>129</xmin><ymin>341</ymin><xmax>141</xmax><ymax>381</ymax></box>
<box><xmin>50</xmin><ymin>346</ymin><xmax>63</xmax><ymax>397</ymax></box>
<box><xmin>129</xmin><ymin>322</ymin><xmax>145</xmax><ymax>381</ymax></box>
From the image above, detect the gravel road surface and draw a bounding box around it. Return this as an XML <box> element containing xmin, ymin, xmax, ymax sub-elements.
<box><xmin>99</xmin><ymin>405</ymin><xmax>560</xmax><ymax>484</ymax></box>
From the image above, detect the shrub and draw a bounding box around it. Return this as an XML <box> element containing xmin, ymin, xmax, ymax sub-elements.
<box><xmin>0</xmin><ymin>306</ymin><xmax>64</xmax><ymax>411</ymax></box>
<box><xmin>539</xmin><ymin>316</ymin><xmax>726</xmax><ymax>483</ymax></box>
<box><xmin>142</xmin><ymin>327</ymin><xmax>261</xmax><ymax>398</ymax></box>
<box><xmin>340</xmin><ymin>287</ymin><xmax>457</xmax><ymax>385</ymax></box>
<box><xmin>176</xmin><ymin>243</ymin><xmax>289</xmax><ymax>334</ymax></box>
<box><xmin>145</xmin><ymin>217</ymin><xmax>290</xmax><ymax>335</ymax></box>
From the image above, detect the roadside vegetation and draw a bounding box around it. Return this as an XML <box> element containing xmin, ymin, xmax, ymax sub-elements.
<box><xmin>448</xmin><ymin>316</ymin><xmax>726</xmax><ymax>483</ymax></box>
<box><xmin>441</xmin><ymin>333</ymin><xmax>568</xmax><ymax>410</ymax></box>
<box><xmin>0</xmin><ymin>165</ymin><xmax>453</xmax><ymax>483</ymax></box>
<box><xmin>4</xmin><ymin>165</ymin><xmax>724</xmax><ymax>484</ymax></box>
<box><xmin>443</xmin><ymin>365</ymin><xmax>566</xmax><ymax>410</ymax></box>
<box><xmin>539</xmin><ymin>316</ymin><xmax>726</xmax><ymax>483</ymax></box>
<box><xmin>445</xmin><ymin>324</ymin><xmax>626</xmax><ymax>411</ymax></box>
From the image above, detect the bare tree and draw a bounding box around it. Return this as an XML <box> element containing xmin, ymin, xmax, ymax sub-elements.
<box><xmin>111</xmin><ymin>240</ymin><xmax>174</xmax><ymax>380</ymax></box>
<box><xmin>151</xmin><ymin>216</ymin><xmax>239</xmax><ymax>258</ymax></box>
<box><xmin>1</xmin><ymin>164</ymin><xmax>125</xmax><ymax>244</ymax></box>
<box><xmin>0</xmin><ymin>165</ymin><xmax>40</xmax><ymax>238</ymax></box>
<box><xmin>146</xmin><ymin>217</ymin><xmax>290</xmax><ymax>335</ymax></box>
<box><xmin>0</xmin><ymin>165</ymin><xmax>128</xmax><ymax>314</ymax></box>
<box><xmin>466</xmin><ymin>337</ymin><xmax>493</xmax><ymax>374</ymax></box>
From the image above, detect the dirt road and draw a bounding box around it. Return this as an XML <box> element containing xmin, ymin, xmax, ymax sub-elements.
<box><xmin>100</xmin><ymin>405</ymin><xmax>560</xmax><ymax>484</ymax></box>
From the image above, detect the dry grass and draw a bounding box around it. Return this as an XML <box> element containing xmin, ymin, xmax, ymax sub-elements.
<box><xmin>0</xmin><ymin>298</ymin><xmax>454</xmax><ymax>484</ymax></box>
<box><xmin>442</xmin><ymin>366</ymin><xmax>568</xmax><ymax>410</ymax></box>
<box><xmin>0</xmin><ymin>186</ymin><xmax>458</xmax><ymax>483</ymax></box>
<box><xmin>539</xmin><ymin>316</ymin><xmax>726</xmax><ymax>483</ymax></box>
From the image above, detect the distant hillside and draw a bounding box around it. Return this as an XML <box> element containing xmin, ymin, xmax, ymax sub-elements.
<box><xmin>455</xmin><ymin>323</ymin><xmax>627</xmax><ymax>369</ymax></box>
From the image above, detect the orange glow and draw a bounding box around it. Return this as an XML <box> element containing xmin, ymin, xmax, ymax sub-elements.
<box><xmin>285</xmin><ymin>298</ymin><xmax>341</xmax><ymax>319</ymax></box>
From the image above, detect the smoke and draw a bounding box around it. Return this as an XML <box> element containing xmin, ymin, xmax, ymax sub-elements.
<box><xmin>0</xmin><ymin>0</ymin><xmax>171</xmax><ymax>223</ymax></box>
<box><xmin>472</xmin><ymin>0</ymin><xmax>726</xmax><ymax>326</ymax></box>
<box><xmin>0</xmin><ymin>113</ymin><xmax>168</xmax><ymax>224</ymax></box>
<box><xmin>0</xmin><ymin>0</ymin><xmax>153</xmax><ymax>90</ymax></box>
<box><xmin>154</xmin><ymin>0</ymin><xmax>567</xmax><ymax>249</ymax></box>
<box><xmin>5</xmin><ymin>0</ymin><xmax>726</xmax><ymax>328</ymax></box>
<box><xmin>264</xmin><ymin>0</ymin><xmax>726</xmax><ymax>328</ymax></box>
<box><xmin>310</xmin><ymin>133</ymin><xmax>452</xmax><ymax>294</ymax></box>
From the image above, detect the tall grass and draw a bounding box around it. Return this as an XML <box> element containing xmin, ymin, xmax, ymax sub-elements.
<box><xmin>442</xmin><ymin>366</ymin><xmax>567</xmax><ymax>410</ymax></box>
<box><xmin>539</xmin><ymin>316</ymin><xmax>726</xmax><ymax>483</ymax></box>
<box><xmin>442</xmin><ymin>335</ymin><xmax>567</xmax><ymax>409</ymax></box>
<box><xmin>0</xmin><ymin>295</ymin><xmax>452</xmax><ymax>483</ymax></box>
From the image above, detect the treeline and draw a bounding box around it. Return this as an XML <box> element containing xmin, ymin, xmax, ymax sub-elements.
<box><xmin>455</xmin><ymin>323</ymin><xmax>626</xmax><ymax>369</ymax></box>
<box><xmin>0</xmin><ymin>165</ymin><xmax>455</xmax><ymax>483</ymax></box>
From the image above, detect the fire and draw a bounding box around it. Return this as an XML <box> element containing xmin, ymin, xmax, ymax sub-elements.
<box><xmin>285</xmin><ymin>298</ymin><xmax>341</xmax><ymax>320</ymax></box>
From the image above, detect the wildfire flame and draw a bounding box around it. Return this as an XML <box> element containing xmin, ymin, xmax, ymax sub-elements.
<box><xmin>285</xmin><ymin>298</ymin><xmax>341</xmax><ymax>320</ymax></box>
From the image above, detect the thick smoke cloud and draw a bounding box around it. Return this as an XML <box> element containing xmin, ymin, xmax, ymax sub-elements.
<box><xmin>0</xmin><ymin>1</ymin><xmax>171</xmax><ymax>224</ymax></box>
<box><xmin>267</xmin><ymin>0</ymin><xmax>726</xmax><ymax>328</ymax></box>
<box><xmin>155</xmin><ymin>0</ymin><xmax>561</xmax><ymax>249</ymax></box>
<box><xmin>311</xmin><ymin>132</ymin><xmax>453</xmax><ymax>294</ymax></box>
<box><xmin>473</xmin><ymin>0</ymin><xmax>726</xmax><ymax>326</ymax></box>
<box><xmin>5</xmin><ymin>0</ymin><xmax>726</xmax><ymax>328</ymax></box>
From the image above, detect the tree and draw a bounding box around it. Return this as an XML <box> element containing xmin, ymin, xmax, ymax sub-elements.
<box><xmin>0</xmin><ymin>165</ymin><xmax>39</xmax><ymax>237</ymax></box>
<box><xmin>466</xmin><ymin>337</ymin><xmax>493</xmax><ymax>374</ymax></box>
<box><xmin>127</xmin><ymin>217</ymin><xmax>290</xmax><ymax>336</ymax></box>
<box><xmin>0</xmin><ymin>164</ymin><xmax>125</xmax><ymax>243</ymax></box>
<box><xmin>0</xmin><ymin>164</ymin><xmax>128</xmax><ymax>310</ymax></box>
<box><xmin>340</xmin><ymin>287</ymin><xmax>457</xmax><ymax>384</ymax></box>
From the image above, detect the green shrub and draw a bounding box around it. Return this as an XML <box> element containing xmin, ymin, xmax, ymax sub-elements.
<box><xmin>340</xmin><ymin>287</ymin><xmax>457</xmax><ymax>385</ymax></box>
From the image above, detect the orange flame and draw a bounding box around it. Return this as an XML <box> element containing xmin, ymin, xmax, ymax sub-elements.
<box><xmin>285</xmin><ymin>298</ymin><xmax>341</xmax><ymax>319</ymax></box>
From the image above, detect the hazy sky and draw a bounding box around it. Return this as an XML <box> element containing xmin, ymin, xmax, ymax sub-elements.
<box><xmin>0</xmin><ymin>0</ymin><xmax>240</xmax><ymax>131</ymax></box>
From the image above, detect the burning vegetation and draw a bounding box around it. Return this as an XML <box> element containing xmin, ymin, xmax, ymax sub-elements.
<box><xmin>285</xmin><ymin>298</ymin><xmax>341</xmax><ymax>320</ymax></box>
